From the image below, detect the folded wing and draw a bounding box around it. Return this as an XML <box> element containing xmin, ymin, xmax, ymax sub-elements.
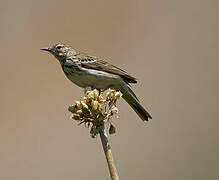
<box><xmin>77</xmin><ymin>53</ymin><xmax>137</xmax><ymax>84</ymax></box>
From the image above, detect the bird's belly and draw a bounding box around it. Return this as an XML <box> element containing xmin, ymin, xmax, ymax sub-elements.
<box><xmin>65</xmin><ymin>69</ymin><xmax>120</xmax><ymax>89</ymax></box>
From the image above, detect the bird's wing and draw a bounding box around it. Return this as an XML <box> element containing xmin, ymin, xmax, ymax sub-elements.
<box><xmin>77</xmin><ymin>52</ymin><xmax>137</xmax><ymax>84</ymax></box>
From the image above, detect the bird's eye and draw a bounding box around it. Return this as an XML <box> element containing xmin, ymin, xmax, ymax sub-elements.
<box><xmin>56</xmin><ymin>45</ymin><xmax>63</xmax><ymax>50</ymax></box>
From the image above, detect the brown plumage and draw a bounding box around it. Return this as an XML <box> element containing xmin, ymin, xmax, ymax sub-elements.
<box><xmin>76</xmin><ymin>53</ymin><xmax>138</xmax><ymax>84</ymax></box>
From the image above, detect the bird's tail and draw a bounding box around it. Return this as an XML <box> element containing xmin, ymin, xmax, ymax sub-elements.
<box><xmin>120</xmin><ymin>84</ymin><xmax>152</xmax><ymax>121</ymax></box>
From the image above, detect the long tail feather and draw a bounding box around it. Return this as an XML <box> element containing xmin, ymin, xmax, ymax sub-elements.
<box><xmin>120</xmin><ymin>84</ymin><xmax>152</xmax><ymax>121</ymax></box>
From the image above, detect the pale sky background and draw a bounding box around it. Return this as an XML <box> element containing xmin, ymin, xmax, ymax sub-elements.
<box><xmin>0</xmin><ymin>0</ymin><xmax>218</xmax><ymax>180</ymax></box>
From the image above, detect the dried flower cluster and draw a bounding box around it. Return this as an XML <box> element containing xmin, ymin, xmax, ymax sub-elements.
<box><xmin>68</xmin><ymin>89</ymin><xmax>122</xmax><ymax>138</ymax></box>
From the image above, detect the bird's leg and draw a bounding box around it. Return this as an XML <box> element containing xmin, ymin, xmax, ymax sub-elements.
<box><xmin>96</xmin><ymin>89</ymin><xmax>104</xmax><ymax>94</ymax></box>
<box><xmin>84</xmin><ymin>85</ymin><xmax>114</xmax><ymax>95</ymax></box>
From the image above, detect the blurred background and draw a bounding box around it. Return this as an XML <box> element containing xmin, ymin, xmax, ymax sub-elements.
<box><xmin>0</xmin><ymin>0</ymin><xmax>218</xmax><ymax>179</ymax></box>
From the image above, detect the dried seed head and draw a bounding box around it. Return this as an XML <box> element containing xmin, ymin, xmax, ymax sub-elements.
<box><xmin>93</xmin><ymin>89</ymin><xmax>99</xmax><ymax>100</ymax></box>
<box><xmin>72</xmin><ymin>113</ymin><xmax>81</xmax><ymax>120</ymax></box>
<box><xmin>69</xmin><ymin>88</ymin><xmax>121</xmax><ymax>137</ymax></box>
<box><xmin>85</xmin><ymin>90</ymin><xmax>91</xmax><ymax>96</ymax></box>
<box><xmin>75</xmin><ymin>101</ymin><xmax>82</xmax><ymax>109</ymax></box>
<box><xmin>91</xmin><ymin>100</ymin><xmax>99</xmax><ymax>110</ymax></box>
<box><xmin>98</xmin><ymin>104</ymin><xmax>104</xmax><ymax>111</ymax></box>
<box><xmin>86</xmin><ymin>91</ymin><xmax>95</xmax><ymax>100</ymax></box>
<box><xmin>83</xmin><ymin>96</ymin><xmax>88</xmax><ymax>103</ymax></box>
<box><xmin>76</xmin><ymin>109</ymin><xmax>83</xmax><ymax>114</ymax></box>
<box><xmin>81</xmin><ymin>101</ymin><xmax>88</xmax><ymax>109</ymax></box>
<box><xmin>114</xmin><ymin>91</ymin><xmax>122</xmax><ymax>100</ymax></box>
<box><xmin>98</xmin><ymin>94</ymin><xmax>105</xmax><ymax>103</ymax></box>
<box><xmin>106</xmin><ymin>91</ymin><xmax>113</xmax><ymax>100</ymax></box>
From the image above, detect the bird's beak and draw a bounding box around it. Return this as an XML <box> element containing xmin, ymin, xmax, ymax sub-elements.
<box><xmin>40</xmin><ymin>47</ymin><xmax>51</xmax><ymax>52</ymax></box>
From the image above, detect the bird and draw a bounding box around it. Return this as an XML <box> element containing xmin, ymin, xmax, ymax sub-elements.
<box><xmin>41</xmin><ymin>43</ymin><xmax>152</xmax><ymax>121</ymax></box>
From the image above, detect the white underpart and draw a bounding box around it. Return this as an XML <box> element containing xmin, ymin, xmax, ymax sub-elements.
<box><xmin>63</xmin><ymin>64</ymin><xmax>121</xmax><ymax>90</ymax></box>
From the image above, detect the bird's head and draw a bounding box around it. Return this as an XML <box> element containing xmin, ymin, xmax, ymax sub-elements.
<box><xmin>41</xmin><ymin>43</ymin><xmax>76</xmax><ymax>61</ymax></box>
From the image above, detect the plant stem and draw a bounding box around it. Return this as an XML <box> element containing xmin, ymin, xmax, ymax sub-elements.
<box><xmin>99</xmin><ymin>124</ymin><xmax>119</xmax><ymax>180</ymax></box>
